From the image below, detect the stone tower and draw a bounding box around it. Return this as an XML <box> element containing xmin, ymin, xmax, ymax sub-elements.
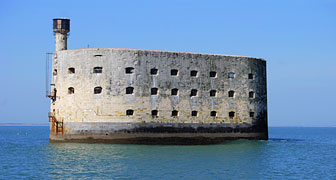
<box><xmin>53</xmin><ymin>18</ymin><xmax>70</xmax><ymax>51</ymax></box>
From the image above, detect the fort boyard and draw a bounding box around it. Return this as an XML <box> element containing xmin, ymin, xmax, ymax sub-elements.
<box><xmin>48</xmin><ymin>18</ymin><xmax>268</xmax><ymax>144</ymax></box>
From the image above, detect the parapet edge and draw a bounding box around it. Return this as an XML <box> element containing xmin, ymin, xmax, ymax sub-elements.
<box><xmin>59</xmin><ymin>48</ymin><xmax>266</xmax><ymax>61</ymax></box>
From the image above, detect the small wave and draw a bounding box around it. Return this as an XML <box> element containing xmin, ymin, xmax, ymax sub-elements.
<box><xmin>268</xmin><ymin>138</ymin><xmax>303</xmax><ymax>142</ymax></box>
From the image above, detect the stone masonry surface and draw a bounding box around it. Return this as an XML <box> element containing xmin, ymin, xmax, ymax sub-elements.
<box><xmin>49</xmin><ymin>48</ymin><xmax>268</xmax><ymax>143</ymax></box>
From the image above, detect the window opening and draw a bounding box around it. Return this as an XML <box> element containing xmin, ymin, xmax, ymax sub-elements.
<box><xmin>125</xmin><ymin>67</ymin><xmax>134</xmax><ymax>74</ymax></box>
<box><xmin>171</xmin><ymin>69</ymin><xmax>178</xmax><ymax>76</ymax></box>
<box><xmin>126</xmin><ymin>109</ymin><xmax>134</xmax><ymax>116</ymax></box>
<box><xmin>93</xmin><ymin>67</ymin><xmax>103</xmax><ymax>73</ymax></box>
<box><xmin>229</xmin><ymin>111</ymin><xmax>235</xmax><ymax>118</ymax></box>
<box><xmin>172</xmin><ymin>110</ymin><xmax>178</xmax><ymax>117</ymax></box>
<box><xmin>191</xmin><ymin>111</ymin><xmax>198</xmax><ymax>117</ymax></box>
<box><xmin>228</xmin><ymin>72</ymin><xmax>235</xmax><ymax>79</ymax></box>
<box><xmin>190</xmin><ymin>70</ymin><xmax>198</xmax><ymax>77</ymax></box>
<box><xmin>228</xmin><ymin>90</ymin><xmax>235</xmax><ymax>97</ymax></box>
<box><xmin>68</xmin><ymin>87</ymin><xmax>74</xmax><ymax>94</ymax></box>
<box><xmin>94</xmin><ymin>87</ymin><xmax>102</xmax><ymax>94</ymax></box>
<box><xmin>171</xmin><ymin>88</ymin><xmax>178</xmax><ymax>96</ymax></box>
<box><xmin>152</xmin><ymin>110</ymin><xmax>158</xmax><ymax>117</ymax></box>
<box><xmin>249</xmin><ymin>91</ymin><xmax>255</xmax><ymax>98</ymax></box>
<box><xmin>250</xmin><ymin>112</ymin><xmax>255</xmax><ymax>118</ymax></box>
<box><xmin>190</xmin><ymin>89</ymin><xmax>198</xmax><ymax>97</ymax></box>
<box><xmin>150</xmin><ymin>68</ymin><xmax>158</xmax><ymax>75</ymax></box>
<box><xmin>68</xmin><ymin>67</ymin><xmax>75</xmax><ymax>74</ymax></box>
<box><xmin>210</xmin><ymin>111</ymin><xmax>217</xmax><ymax>117</ymax></box>
<box><xmin>210</xmin><ymin>71</ymin><xmax>217</xmax><ymax>77</ymax></box>
<box><xmin>126</xmin><ymin>87</ymin><xmax>134</xmax><ymax>94</ymax></box>
<box><xmin>210</xmin><ymin>90</ymin><xmax>217</xmax><ymax>97</ymax></box>
<box><xmin>248</xmin><ymin>73</ymin><xmax>254</xmax><ymax>80</ymax></box>
<box><xmin>151</xmin><ymin>88</ymin><xmax>158</xmax><ymax>95</ymax></box>
<box><xmin>53</xmin><ymin>69</ymin><xmax>57</xmax><ymax>76</ymax></box>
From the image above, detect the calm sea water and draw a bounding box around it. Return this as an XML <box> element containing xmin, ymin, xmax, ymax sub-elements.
<box><xmin>0</xmin><ymin>127</ymin><xmax>335</xmax><ymax>180</ymax></box>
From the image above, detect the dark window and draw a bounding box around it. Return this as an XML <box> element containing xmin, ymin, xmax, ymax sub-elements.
<box><xmin>172</xmin><ymin>110</ymin><xmax>178</xmax><ymax>117</ymax></box>
<box><xmin>248</xmin><ymin>73</ymin><xmax>254</xmax><ymax>79</ymax></box>
<box><xmin>210</xmin><ymin>90</ymin><xmax>217</xmax><ymax>97</ymax></box>
<box><xmin>249</xmin><ymin>91</ymin><xmax>255</xmax><ymax>98</ymax></box>
<box><xmin>210</xmin><ymin>111</ymin><xmax>217</xmax><ymax>117</ymax></box>
<box><xmin>126</xmin><ymin>109</ymin><xmax>134</xmax><ymax>116</ymax></box>
<box><xmin>152</xmin><ymin>110</ymin><xmax>158</xmax><ymax>117</ymax></box>
<box><xmin>126</xmin><ymin>87</ymin><xmax>134</xmax><ymax>94</ymax></box>
<box><xmin>94</xmin><ymin>87</ymin><xmax>102</xmax><ymax>94</ymax></box>
<box><xmin>53</xmin><ymin>69</ymin><xmax>57</xmax><ymax>76</ymax></box>
<box><xmin>150</xmin><ymin>68</ymin><xmax>158</xmax><ymax>75</ymax></box>
<box><xmin>125</xmin><ymin>67</ymin><xmax>134</xmax><ymax>74</ymax></box>
<box><xmin>190</xmin><ymin>89</ymin><xmax>198</xmax><ymax>97</ymax></box>
<box><xmin>151</xmin><ymin>88</ymin><xmax>158</xmax><ymax>95</ymax></box>
<box><xmin>93</xmin><ymin>67</ymin><xmax>103</xmax><ymax>73</ymax></box>
<box><xmin>210</xmin><ymin>71</ymin><xmax>217</xmax><ymax>77</ymax></box>
<box><xmin>171</xmin><ymin>88</ymin><xmax>178</xmax><ymax>96</ymax></box>
<box><xmin>68</xmin><ymin>87</ymin><xmax>74</xmax><ymax>94</ymax></box>
<box><xmin>228</xmin><ymin>72</ymin><xmax>235</xmax><ymax>79</ymax></box>
<box><xmin>190</xmin><ymin>70</ymin><xmax>198</xmax><ymax>77</ymax></box>
<box><xmin>191</xmin><ymin>111</ymin><xmax>198</xmax><ymax>117</ymax></box>
<box><xmin>228</xmin><ymin>90</ymin><xmax>235</xmax><ymax>97</ymax></box>
<box><xmin>94</xmin><ymin>54</ymin><xmax>103</xmax><ymax>57</ymax></box>
<box><xmin>229</xmin><ymin>111</ymin><xmax>235</xmax><ymax>118</ymax></box>
<box><xmin>250</xmin><ymin>112</ymin><xmax>255</xmax><ymax>118</ymax></box>
<box><xmin>68</xmin><ymin>67</ymin><xmax>75</xmax><ymax>74</ymax></box>
<box><xmin>171</xmin><ymin>69</ymin><xmax>178</xmax><ymax>76</ymax></box>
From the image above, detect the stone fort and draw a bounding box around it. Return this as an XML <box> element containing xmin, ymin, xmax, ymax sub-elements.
<box><xmin>48</xmin><ymin>18</ymin><xmax>268</xmax><ymax>144</ymax></box>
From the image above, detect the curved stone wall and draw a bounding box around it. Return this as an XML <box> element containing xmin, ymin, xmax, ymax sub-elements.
<box><xmin>50</xmin><ymin>48</ymin><xmax>267</xmax><ymax>142</ymax></box>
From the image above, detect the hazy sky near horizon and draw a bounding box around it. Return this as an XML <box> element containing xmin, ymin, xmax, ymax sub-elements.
<box><xmin>0</xmin><ymin>0</ymin><xmax>335</xmax><ymax>126</ymax></box>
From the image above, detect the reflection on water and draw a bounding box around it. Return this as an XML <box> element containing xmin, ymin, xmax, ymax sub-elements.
<box><xmin>44</xmin><ymin>140</ymin><xmax>267</xmax><ymax>179</ymax></box>
<box><xmin>1</xmin><ymin>127</ymin><xmax>336</xmax><ymax>179</ymax></box>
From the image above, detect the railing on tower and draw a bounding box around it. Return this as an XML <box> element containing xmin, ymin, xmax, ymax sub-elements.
<box><xmin>45</xmin><ymin>52</ymin><xmax>55</xmax><ymax>99</ymax></box>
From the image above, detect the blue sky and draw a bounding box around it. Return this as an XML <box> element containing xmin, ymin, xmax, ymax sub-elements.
<box><xmin>0</xmin><ymin>0</ymin><xmax>335</xmax><ymax>126</ymax></box>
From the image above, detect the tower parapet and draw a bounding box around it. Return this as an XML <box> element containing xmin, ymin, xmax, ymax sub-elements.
<box><xmin>53</xmin><ymin>18</ymin><xmax>70</xmax><ymax>51</ymax></box>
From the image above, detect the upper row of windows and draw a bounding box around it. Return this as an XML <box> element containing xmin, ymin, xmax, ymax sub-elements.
<box><xmin>63</xmin><ymin>67</ymin><xmax>255</xmax><ymax>79</ymax></box>
<box><xmin>68</xmin><ymin>86</ymin><xmax>255</xmax><ymax>98</ymax></box>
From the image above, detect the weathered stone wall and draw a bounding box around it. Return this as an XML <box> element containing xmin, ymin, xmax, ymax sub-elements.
<box><xmin>50</xmin><ymin>48</ymin><xmax>267</xmax><ymax>142</ymax></box>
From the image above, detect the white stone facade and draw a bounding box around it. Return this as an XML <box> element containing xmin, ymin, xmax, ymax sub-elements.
<box><xmin>50</xmin><ymin>48</ymin><xmax>267</xmax><ymax>130</ymax></box>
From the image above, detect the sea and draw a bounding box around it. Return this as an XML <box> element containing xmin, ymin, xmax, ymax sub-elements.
<box><xmin>0</xmin><ymin>126</ymin><xmax>335</xmax><ymax>180</ymax></box>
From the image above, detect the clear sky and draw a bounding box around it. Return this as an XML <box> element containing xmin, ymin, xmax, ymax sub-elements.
<box><xmin>0</xmin><ymin>0</ymin><xmax>335</xmax><ymax>127</ymax></box>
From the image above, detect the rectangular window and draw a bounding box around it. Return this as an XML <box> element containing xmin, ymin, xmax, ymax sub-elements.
<box><xmin>172</xmin><ymin>110</ymin><xmax>178</xmax><ymax>117</ymax></box>
<box><xmin>228</xmin><ymin>72</ymin><xmax>235</xmax><ymax>79</ymax></box>
<box><xmin>171</xmin><ymin>69</ymin><xmax>178</xmax><ymax>76</ymax></box>
<box><xmin>248</xmin><ymin>73</ymin><xmax>254</xmax><ymax>79</ymax></box>
<box><xmin>94</xmin><ymin>87</ymin><xmax>102</xmax><ymax>94</ymax></box>
<box><xmin>190</xmin><ymin>89</ymin><xmax>198</xmax><ymax>97</ymax></box>
<box><xmin>126</xmin><ymin>109</ymin><xmax>134</xmax><ymax>116</ymax></box>
<box><xmin>126</xmin><ymin>67</ymin><xmax>134</xmax><ymax>74</ymax></box>
<box><xmin>229</xmin><ymin>111</ymin><xmax>235</xmax><ymax>118</ymax></box>
<box><xmin>250</xmin><ymin>112</ymin><xmax>255</xmax><ymax>118</ymax></box>
<box><xmin>150</xmin><ymin>68</ymin><xmax>158</xmax><ymax>75</ymax></box>
<box><xmin>210</xmin><ymin>90</ymin><xmax>217</xmax><ymax>97</ymax></box>
<box><xmin>68</xmin><ymin>68</ymin><xmax>75</xmax><ymax>74</ymax></box>
<box><xmin>210</xmin><ymin>111</ymin><xmax>217</xmax><ymax>117</ymax></box>
<box><xmin>93</xmin><ymin>67</ymin><xmax>103</xmax><ymax>73</ymax></box>
<box><xmin>126</xmin><ymin>87</ymin><xmax>134</xmax><ymax>94</ymax></box>
<box><xmin>171</xmin><ymin>88</ymin><xmax>178</xmax><ymax>96</ymax></box>
<box><xmin>210</xmin><ymin>71</ymin><xmax>217</xmax><ymax>78</ymax></box>
<box><xmin>151</xmin><ymin>88</ymin><xmax>158</xmax><ymax>95</ymax></box>
<box><xmin>190</xmin><ymin>70</ymin><xmax>198</xmax><ymax>77</ymax></box>
<box><xmin>152</xmin><ymin>110</ymin><xmax>158</xmax><ymax>117</ymax></box>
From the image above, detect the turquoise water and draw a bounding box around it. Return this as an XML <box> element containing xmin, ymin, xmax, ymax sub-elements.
<box><xmin>0</xmin><ymin>127</ymin><xmax>335</xmax><ymax>179</ymax></box>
